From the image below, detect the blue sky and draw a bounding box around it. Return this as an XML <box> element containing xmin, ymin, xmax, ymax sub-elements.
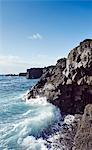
<box><xmin>0</xmin><ymin>0</ymin><xmax>92</xmax><ymax>74</ymax></box>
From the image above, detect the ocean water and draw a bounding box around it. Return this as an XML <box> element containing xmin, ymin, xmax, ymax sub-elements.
<box><xmin>0</xmin><ymin>76</ymin><xmax>61</xmax><ymax>150</ymax></box>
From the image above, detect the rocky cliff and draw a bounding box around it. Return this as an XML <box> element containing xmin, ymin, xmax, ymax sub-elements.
<box><xmin>73</xmin><ymin>104</ymin><xmax>92</xmax><ymax>150</ymax></box>
<box><xmin>26</xmin><ymin>68</ymin><xmax>43</xmax><ymax>79</ymax></box>
<box><xmin>26</xmin><ymin>39</ymin><xmax>92</xmax><ymax>114</ymax></box>
<box><xmin>26</xmin><ymin>66</ymin><xmax>55</xmax><ymax>79</ymax></box>
<box><xmin>64</xmin><ymin>39</ymin><xmax>92</xmax><ymax>85</ymax></box>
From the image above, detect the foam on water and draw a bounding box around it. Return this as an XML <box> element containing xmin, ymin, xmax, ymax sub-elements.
<box><xmin>0</xmin><ymin>76</ymin><xmax>75</xmax><ymax>150</ymax></box>
<box><xmin>26</xmin><ymin>95</ymin><xmax>48</xmax><ymax>105</ymax></box>
<box><xmin>0</xmin><ymin>92</ymin><xmax>61</xmax><ymax>149</ymax></box>
<box><xmin>22</xmin><ymin>136</ymin><xmax>48</xmax><ymax>150</ymax></box>
<box><xmin>64</xmin><ymin>115</ymin><xmax>75</xmax><ymax>125</ymax></box>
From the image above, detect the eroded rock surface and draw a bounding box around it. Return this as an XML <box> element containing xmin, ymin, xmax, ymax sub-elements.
<box><xmin>73</xmin><ymin>104</ymin><xmax>92</xmax><ymax>150</ymax></box>
<box><xmin>64</xmin><ymin>39</ymin><xmax>92</xmax><ymax>85</ymax></box>
<box><xmin>27</xmin><ymin>39</ymin><xmax>92</xmax><ymax>114</ymax></box>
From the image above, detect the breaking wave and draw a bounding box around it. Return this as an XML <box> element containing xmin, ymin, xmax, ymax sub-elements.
<box><xmin>0</xmin><ymin>76</ymin><xmax>75</xmax><ymax>150</ymax></box>
<box><xmin>0</xmin><ymin>78</ymin><xmax>61</xmax><ymax>150</ymax></box>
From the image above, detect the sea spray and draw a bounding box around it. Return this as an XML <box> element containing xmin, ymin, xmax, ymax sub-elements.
<box><xmin>12</xmin><ymin>96</ymin><xmax>61</xmax><ymax>149</ymax></box>
<box><xmin>0</xmin><ymin>76</ymin><xmax>76</xmax><ymax>150</ymax></box>
<box><xmin>0</xmin><ymin>76</ymin><xmax>61</xmax><ymax>149</ymax></box>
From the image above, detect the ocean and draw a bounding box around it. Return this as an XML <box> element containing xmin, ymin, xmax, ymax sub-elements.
<box><xmin>0</xmin><ymin>76</ymin><xmax>61</xmax><ymax>150</ymax></box>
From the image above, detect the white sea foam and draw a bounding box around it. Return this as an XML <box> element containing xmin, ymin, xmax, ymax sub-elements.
<box><xmin>0</xmin><ymin>94</ymin><xmax>61</xmax><ymax>149</ymax></box>
<box><xmin>16</xmin><ymin>99</ymin><xmax>61</xmax><ymax>149</ymax></box>
<box><xmin>26</xmin><ymin>95</ymin><xmax>48</xmax><ymax>106</ymax></box>
<box><xmin>21</xmin><ymin>90</ymin><xmax>30</xmax><ymax>101</ymax></box>
<box><xmin>22</xmin><ymin>90</ymin><xmax>48</xmax><ymax>106</ymax></box>
<box><xmin>64</xmin><ymin>115</ymin><xmax>75</xmax><ymax>125</ymax></box>
<box><xmin>21</xmin><ymin>136</ymin><xmax>48</xmax><ymax>150</ymax></box>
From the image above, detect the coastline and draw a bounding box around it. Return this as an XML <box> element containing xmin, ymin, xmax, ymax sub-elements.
<box><xmin>25</xmin><ymin>39</ymin><xmax>92</xmax><ymax>150</ymax></box>
<box><xmin>0</xmin><ymin>39</ymin><xmax>92</xmax><ymax>149</ymax></box>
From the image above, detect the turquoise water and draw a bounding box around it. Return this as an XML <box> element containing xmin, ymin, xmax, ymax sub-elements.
<box><xmin>0</xmin><ymin>76</ymin><xmax>61</xmax><ymax>150</ymax></box>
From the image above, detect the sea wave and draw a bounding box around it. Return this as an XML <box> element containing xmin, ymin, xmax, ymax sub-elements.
<box><xmin>0</xmin><ymin>76</ymin><xmax>75</xmax><ymax>150</ymax></box>
<box><xmin>0</xmin><ymin>92</ymin><xmax>61</xmax><ymax>149</ymax></box>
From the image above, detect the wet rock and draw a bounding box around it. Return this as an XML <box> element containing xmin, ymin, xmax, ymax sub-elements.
<box><xmin>45</xmin><ymin>114</ymin><xmax>82</xmax><ymax>150</ymax></box>
<box><xmin>24</xmin><ymin>39</ymin><xmax>92</xmax><ymax>150</ymax></box>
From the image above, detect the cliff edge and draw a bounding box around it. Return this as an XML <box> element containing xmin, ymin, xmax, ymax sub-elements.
<box><xmin>26</xmin><ymin>39</ymin><xmax>92</xmax><ymax>114</ymax></box>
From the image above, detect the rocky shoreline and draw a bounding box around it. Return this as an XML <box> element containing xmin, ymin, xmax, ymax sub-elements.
<box><xmin>26</xmin><ymin>39</ymin><xmax>92</xmax><ymax>113</ymax></box>
<box><xmin>26</xmin><ymin>39</ymin><xmax>92</xmax><ymax>150</ymax></box>
<box><xmin>44</xmin><ymin>104</ymin><xmax>92</xmax><ymax>150</ymax></box>
<box><xmin>45</xmin><ymin>114</ymin><xmax>81</xmax><ymax>150</ymax></box>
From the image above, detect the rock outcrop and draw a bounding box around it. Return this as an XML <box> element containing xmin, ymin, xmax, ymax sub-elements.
<box><xmin>45</xmin><ymin>104</ymin><xmax>92</xmax><ymax>150</ymax></box>
<box><xmin>64</xmin><ymin>39</ymin><xmax>92</xmax><ymax>85</ymax></box>
<box><xmin>73</xmin><ymin>104</ymin><xmax>92</xmax><ymax>150</ymax></box>
<box><xmin>26</xmin><ymin>66</ymin><xmax>55</xmax><ymax>79</ymax></box>
<box><xmin>5</xmin><ymin>74</ymin><xmax>18</xmax><ymax>76</ymax></box>
<box><xmin>19</xmin><ymin>72</ymin><xmax>26</xmax><ymax>76</ymax></box>
<box><xmin>26</xmin><ymin>68</ymin><xmax>43</xmax><ymax>79</ymax></box>
<box><xmin>27</xmin><ymin>39</ymin><xmax>92</xmax><ymax>114</ymax></box>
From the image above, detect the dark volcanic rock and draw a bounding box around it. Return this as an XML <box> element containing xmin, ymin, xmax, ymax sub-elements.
<box><xmin>27</xmin><ymin>39</ymin><xmax>92</xmax><ymax>114</ymax></box>
<box><xmin>63</xmin><ymin>39</ymin><xmax>92</xmax><ymax>85</ymax></box>
<box><xmin>73</xmin><ymin>104</ymin><xmax>92</xmax><ymax>150</ymax></box>
<box><xmin>5</xmin><ymin>74</ymin><xmax>18</xmax><ymax>76</ymax></box>
<box><xmin>26</xmin><ymin>66</ymin><xmax>55</xmax><ymax>79</ymax></box>
<box><xmin>49</xmin><ymin>85</ymin><xmax>92</xmax><ymax>114</ymax></box>
<box><xmin>26</xmin><ymin>68</ymin><xmax>43</xmax><ymax>79</ymax></box>
<box><xmin>19</xmin><ymin>72</ymin><xmax>26</xmax><ymax>76</ymax></box>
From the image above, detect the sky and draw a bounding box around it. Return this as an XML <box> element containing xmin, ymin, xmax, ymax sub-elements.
<box><xmin>0</xmin><ymin>0</ymin><xmax>92</xmax><ymax>74</ymax></box>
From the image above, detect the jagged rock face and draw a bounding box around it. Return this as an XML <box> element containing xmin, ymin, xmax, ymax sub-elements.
<box><xmin>27</xmin><ymin>39</ymin><xmax>92</xmax><ymax>114</ymax></box>
<box><xmin>47</xmin><ymin>85</ymin><xmax>92</xmax><ymax>114</ymax></box>
<box><xmin>73</xmin><ymin>104</ymin><xmax>92</xmax><ymax>150</ymax></box>
<box><xmin>63</xmin><ymin>39</ymin><xmax>92</xmax><ymax>85</ymax></box>
<box><xmin>27</xmin><ymin>58</ymin><xmax>66</xmax><ymax>99</ymax></box>
<box><xmin>46</xmin><ymin>58</ymin><xmax>66</xmax><ymax>87</ymax></box>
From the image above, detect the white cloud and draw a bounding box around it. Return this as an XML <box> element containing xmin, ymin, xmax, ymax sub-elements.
<box><xmin>0</xmin><ymin>55</ymin><xmax>32</xmax><ymax>74</ymax></box>
<box><xmin>0</xmin><ymin>55</ymin><xmax>30</xmax><ymax>66</ymax></box>
<box><xmin>28</xmin><ymin>33</ymin><xmax>42</xmax><ymax>40</ymax></box>
<box><xmin>0</xmin><ymin>54</ymin><xmax>57</xmax><ymax>74</ymax></box>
